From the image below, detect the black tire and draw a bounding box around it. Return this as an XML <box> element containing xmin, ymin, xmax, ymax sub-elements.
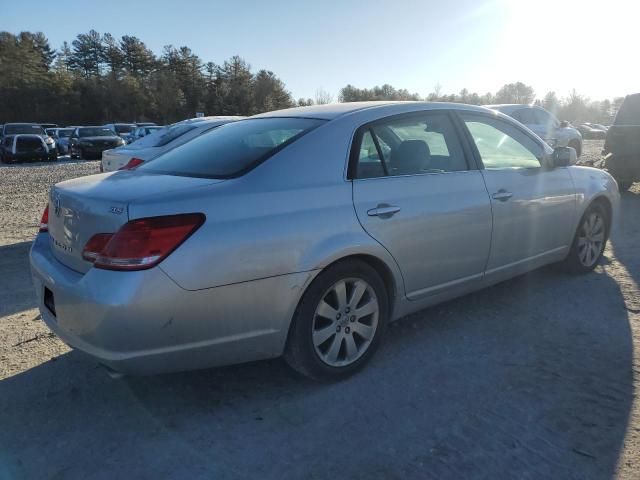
<box><xmin>284</xmin><ymin>259</ymin><xmax>389</xmax><ymax>381</ymax></box>
<box><xmin>569</xmin><ymin>139</ymin><xmax>582</xmax><ymax>157</ymax></box>
<box><xmin>561</xmin><ymin>202</ymin><xmax>609</xmax><ymax>274</ymax></box>
<box><xmin>49</xmin><ymin>151</ymin><xmax>58</xmax><ymax>162</ymax></box>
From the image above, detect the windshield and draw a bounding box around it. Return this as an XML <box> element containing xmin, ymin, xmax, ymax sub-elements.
<box><xmin>114</xmin><ymin>124</ymin><xmax>134</xmax><ymax>134</ymax></box>
<box><xmin>79</xmin><ymin>128</ymin><xmax>116</xmax><ymax>137</ymax></box>
<box><xmin>139</xmin><ymin>118</ymin><xmax>325</xmax><ymax>178</ymax></box>
<box><xmin>57</xmin><ymin>129</ymin><xmax>73</xmax><ymax>138</ymax></box>
<box><xmin>4</xmin><ymin>124</ymin><xmax>45</xmax><ymax>135</ymax></box>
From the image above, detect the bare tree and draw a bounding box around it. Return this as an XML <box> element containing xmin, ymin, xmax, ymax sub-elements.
<box><xmin>315</xmin><ymin>87</ymin><xmax>334</xmax><ymax>105</ymax></box>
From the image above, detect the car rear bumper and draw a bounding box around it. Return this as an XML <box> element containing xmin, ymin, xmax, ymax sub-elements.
<box><xmin>30</xmin><ymin>233</ymin><xmax>315</xmax><ymax>375</ymax></box>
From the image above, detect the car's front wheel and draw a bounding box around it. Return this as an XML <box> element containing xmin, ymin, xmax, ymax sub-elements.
<box><xmin>284</xmin><ymin>260</ymin><xmax>388</xmax><ymax>381</ymax></box>
<box><xmin>562</xmin><ymin>202</ymin><xmax>609</xmax><ymax>273</ymax></box>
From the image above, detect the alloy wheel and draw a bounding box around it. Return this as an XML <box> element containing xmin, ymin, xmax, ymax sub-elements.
<box><xmin>312</xmin><ymin>277</ymin><xmax>379</xmax><ymax>367</ymax></box>
<box><xmin>577</xmin><ymin>212</ymin><xmax>605</xmax><ymax>267</ymax></box>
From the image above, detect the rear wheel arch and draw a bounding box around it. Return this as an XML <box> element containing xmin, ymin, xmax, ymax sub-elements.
<box><xmin>283</xmin><ymin>255</ymin><xmax>394</xmax><ymax>379</ymax></box>
<box><xmin>284</xmin><ymin>253</ymin><xmax>398</xmax><ymax>346</ymax></box>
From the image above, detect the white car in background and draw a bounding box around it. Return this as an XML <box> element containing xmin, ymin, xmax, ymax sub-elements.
<box><xmin>101</xmin><ymin>116</ymin><xmax>243</xmax><ymax>172</ymax></box>
<box><xmin>485</xmin><ymin>104</ymin><xmax>583</xmax><ymax>156</ymax></box>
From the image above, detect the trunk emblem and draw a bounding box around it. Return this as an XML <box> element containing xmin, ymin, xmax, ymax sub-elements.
<box><xmin>110</xmin><ymin>206</ymin><xmax>124</xmax><ymax>215</ymax></box>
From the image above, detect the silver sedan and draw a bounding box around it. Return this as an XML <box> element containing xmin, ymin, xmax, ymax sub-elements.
<box><xmin>30</xmin><ymin>102</ymin><xmax>620</xmax><ymax>380</ymax></box>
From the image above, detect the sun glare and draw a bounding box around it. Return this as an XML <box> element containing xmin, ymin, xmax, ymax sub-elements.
<box><xmin>497</xmin><ymin>0</ymin><xmax>639</xmax><ymax>98</ymax></box>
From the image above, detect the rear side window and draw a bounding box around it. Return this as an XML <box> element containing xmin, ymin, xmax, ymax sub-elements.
<box><xmin>511</xmin><ymin>109</ymin><xmax>537</xmax><ymax>125</ymax></box>
<box><xmin>353</xmin><ymin>112</ymin><xmax>469</xmax><ymax>179</ymax></box>
<box><xmin>614</xmin><ymin>94</ymin><xmax>640</xmax><ymax>126</ymax></box>
<box><xmin>139</xmin><ymin>118</ymin><xmax>325</xmax><ymax>178</ymax></box>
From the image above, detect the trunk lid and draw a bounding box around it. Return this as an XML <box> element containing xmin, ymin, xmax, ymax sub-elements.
<box><xmin>47</xmin><ymin>171</ymin><xmax>222</xmax><ymax>273</ymax></box>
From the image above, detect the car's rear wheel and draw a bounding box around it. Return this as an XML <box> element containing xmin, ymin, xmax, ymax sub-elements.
<box><xmin>569</xmin><ymin>139</ymin><xmax>582</xmax><ymax>157</ymax></box>
<box><xmin>562</xmin><ymin>202</ymin><xmax>609</xmax><ymax>273</ymax></box>
<box><xmin>284</xmin><ymin>259</ymin><xmax>388</xmax><ymax>381</ymax></box>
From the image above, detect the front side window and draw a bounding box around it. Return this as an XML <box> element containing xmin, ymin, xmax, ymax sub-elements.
<box><xmin>354</xmin><ymin>112</ymin><xmax>469</xmax><ymax>179</ymax></box>
<box><xmin>460</xmin><ymin>114</ymin><xmax>543</xmax><ymax>169</ymax></box>
<box><xmin>139</xmin><ymin>117</ymin><xmax>325</xmax><ymax>178</ymax></box>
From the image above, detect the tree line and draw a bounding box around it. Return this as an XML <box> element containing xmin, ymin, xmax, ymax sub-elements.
<box><xmin>0</xmin><ymin>30</ymin><xmax>625</xmax><ymax>126</ymax></box>
<box><xmin>340</xmin><ymin>82</ymin><xmax>625</xmax><ymax>125</ymax></box>
<box><xmin>0</xmin><ymin>30</ymin><xmax>296</xmax><ymax>125</ymax></box>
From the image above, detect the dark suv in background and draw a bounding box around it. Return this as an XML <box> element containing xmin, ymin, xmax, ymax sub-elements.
<box><xmin>603</xmin><ymin>93</ymin><xmax>640</xmax><ymax>190</ymax></box>
<box><xmin>0</xmin><ymin>123</ymin><xmax>58</xmax><ymax>163</ymax></box>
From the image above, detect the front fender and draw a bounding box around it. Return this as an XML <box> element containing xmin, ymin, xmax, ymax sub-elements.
<box><xmin>569</xmin><ymin>166</ymin><xmax>620</xmax><ymax>232</ymax></box>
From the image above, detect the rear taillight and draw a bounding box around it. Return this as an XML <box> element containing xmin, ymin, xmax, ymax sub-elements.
<box><xmin>89</xmin><ymin>213</ymin><xmax>205</xmax><ymax>271</ymax></box>
<box><xmin>39</xmin><ymin>205</ymin><xmax>49</xmax><ymax>232</ymax></box>
<box><xmin>82</xmin><ymin>233</ymin><xmax>113</xmax><ymax>262</ymax></box>
<box><xmin>119</xmin><ymin>157</ymin><xmax>145</xmax><ymax>170</ymax></box>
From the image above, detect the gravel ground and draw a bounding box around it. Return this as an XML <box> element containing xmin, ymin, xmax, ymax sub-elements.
<box><xmin>1</xmin><ymin>143</ymin><xmax>640</xmax><ymax>479</ymax></box>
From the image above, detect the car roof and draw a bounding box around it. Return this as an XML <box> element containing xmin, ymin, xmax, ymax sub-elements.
<box><xmin>171</xmin><ymin>116</ymin><xmax>244</xmax><ymax>127</ymax></box>
<box><xmin>253</xmin><ymin>101</ymin><xmax>493</xmax><ymax>120</ymax></box>
<box><xmin>484</xmin><ymin>104</ymin><xmax>538</xmax><ymax>113</ymax></box>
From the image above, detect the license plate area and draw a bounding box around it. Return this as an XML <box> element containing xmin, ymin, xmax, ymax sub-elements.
<box><xmin>44</xmin><ymin>287</ymin><xmax>56</xmax><ymax>317</ymax></box>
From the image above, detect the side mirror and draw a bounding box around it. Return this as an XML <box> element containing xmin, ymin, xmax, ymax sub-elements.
<box><xmin>552</xmin><ymin>146</ymin><xmax>577</xmax><ymax>167</ymax></box>
<box><xmin>559</xmin><ymin>120</ymin><xmax>569</xmax><ymax>128</ymax></box>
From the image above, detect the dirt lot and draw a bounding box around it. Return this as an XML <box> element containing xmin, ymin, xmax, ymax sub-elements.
<box><xmin>1</xmin><ymin>141</ymin><xmax>640</xmax><ymax>479</ymax></box>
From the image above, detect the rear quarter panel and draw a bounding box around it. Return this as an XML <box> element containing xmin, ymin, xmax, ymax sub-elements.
<box><xmin>129</xmin><ymin>118</ymin><xmax>404</xmax><ymax>299</ymax></box>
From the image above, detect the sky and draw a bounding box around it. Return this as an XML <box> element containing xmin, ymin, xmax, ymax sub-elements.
<box><xmin>2</xmin><ymin>0</ymin><xmax>638</xmax><ymax>101</ymax></box>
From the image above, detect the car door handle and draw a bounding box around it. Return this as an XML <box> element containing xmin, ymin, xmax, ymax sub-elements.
<box><xmin>367</xmin><ymin>205</ymin><xmax>401</xmax><ymax>218</ymax></box>
<box><xmin>492</xmin><ymin>190</ymin><xmax>513</xmax><ymax>201</ymax></box>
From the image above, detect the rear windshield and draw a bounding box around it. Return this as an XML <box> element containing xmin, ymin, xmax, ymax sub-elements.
<box><xmin>57</xmin><ymin>129</ymin><xmax>74</xmax><ymax>138</ymax></box>
<box><xmin>79</xmin><ymin>128</ymin><xmax>116</xmax><ymax>137</ymax></box>
<box><xmin>4</xmin><ymin>124</ymin><xmax>45</xmax><ymax>135</ymax></box>
<box><xmin>114</xmin><ymin>125</ymin><xmax>134</xmax><ymax>134</ymax></box>
<box><xmin>614</xmin><ymin>94</ymin><xmax>640</xmax><ymax>126</ymax></box>
<box><xmin>139</xmin><ymin>118</ymin><xmax>325</xmax><ymax>178</ymax></box>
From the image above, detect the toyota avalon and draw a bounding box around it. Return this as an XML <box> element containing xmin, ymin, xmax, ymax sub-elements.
<box><xmin>30</xmin><ymin>102</ymin><xmax>620</xmax><ymax>380</ymax></box>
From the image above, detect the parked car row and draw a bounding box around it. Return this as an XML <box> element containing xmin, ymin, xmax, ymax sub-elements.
<box><xmin>577</xmin><ymin>123</ymin><xmax>608</xmax><ymax>140</ymax></box>
<box><xmin>31</xmin><ymin>101</ymin><xmax>621</xmax><ymax>381</ymax></box>
<box><xmin>0</xmin><ymin>121</ymin><xmax>162</xmax><ymax>163</ymax></box>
